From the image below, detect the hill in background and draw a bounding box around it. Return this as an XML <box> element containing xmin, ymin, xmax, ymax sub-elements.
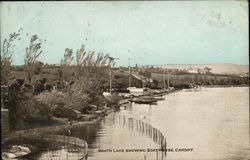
<box><xmin>151</xmin><ymin>63</ymin><xmax>249</xmax><ymax>75</ymax></box>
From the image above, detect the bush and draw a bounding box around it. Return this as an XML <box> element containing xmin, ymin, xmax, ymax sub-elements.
<box><xmin>35</xmin><ymin>90</ymin><xmax>66</xmax><ymax>111</ymax></box>
<box><xmin>22</xmin><ymin>98</ymin><xmax>52</xmax><ymax>123</ymax></box>
<box><xmin>2</xmin><ymin>80</ymin><xmax>52</xmax><ymax>130</ymax></box>
<box><xmin>1</xmin><ymin>60</ymin><xmax>13</xmax><ymax>85</ymax></box>
<box><xmin>53</xmin><ymin>105</ymin><xmax>81</xmax><ymax>119</ymax></box>
<box><xmin>64</xmin><ymin>76</ymin><xmax>106</xmax><ymax>111</ymax></box>
<box><xmin>36</xmin><ymin>73</ymin><xmax>107</xmax><ymax>114</ymax></box>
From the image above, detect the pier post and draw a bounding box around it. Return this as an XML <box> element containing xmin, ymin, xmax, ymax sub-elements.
<box><xmin>64</xmin><ymin>134</ymin><xmax>65</xmax><ymax>149</ymax></box>
<box><xmin>165</xmin><ymin>140</ymin><xmax>167</xmax><ymax>157</ymax></box>
<box><xmin>132</xmin><ymin>118</ymin><xmax>133</xmax><ymax>129</ymax></box>
<box><xmin>156</xmin><ymin>150</ymin><xmax>158</xmax><ymax>160</ymax></box>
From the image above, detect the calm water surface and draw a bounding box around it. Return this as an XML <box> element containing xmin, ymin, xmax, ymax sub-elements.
<box><xmin>38</xmin><ymin>87</ymin><xmax>249</xmax><ymax>160</ymax></box>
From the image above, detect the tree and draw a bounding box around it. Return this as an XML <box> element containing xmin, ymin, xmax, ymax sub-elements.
<box><xmin>75</xmin><ymin>45</ymin><xmax>86</xmax><ymax>66</ymax></box>
<box><xmin>24</xmin><ymin>35</ymin><xmax>43</xmax><ymax>84</ymax></box>
<box><xmin>64</xmin><ymin>76</ymin><xmax>106</xmax><ymax>111</ymax></box>
<box><xmin>1</xmin><ymin>31</ymin><xmax>21</xmax><ymax>84</ymax></box>
<box><xmin>61</xmin><ymin>48</ymin><xmax>74</xmax><ymax>67</ymax></box>
<box><xmin>60</xmin><ymin>48</ymin><xmax>74</xmax><ymax>81</ymax></box>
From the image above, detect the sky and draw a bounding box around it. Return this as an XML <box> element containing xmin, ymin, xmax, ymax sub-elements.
<box><xmin>0</xmin><ymin>1</ymin><xmax>249</xmax><ymax>67</ymax></box>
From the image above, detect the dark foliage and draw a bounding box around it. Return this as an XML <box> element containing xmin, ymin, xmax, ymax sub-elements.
<box><xmin>1</xmin><ymin>80</ymin><xmax>52</xmax><ymax>130</ymax></box>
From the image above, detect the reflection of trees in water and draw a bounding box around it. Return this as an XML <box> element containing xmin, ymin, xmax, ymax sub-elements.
<box><xmin>64</xmin><ymin>114</ymin><xmax>116</xmax><ymax>148</ymax></box>
<box><xmin>65</xmin><ymin>123</ymin><xmax>101</xmax><ymax>147</ymax></box>
<box><xmin>3</xmin><ymin>137</ymin><xmax>61</xmax><ymax>159</ymax></box>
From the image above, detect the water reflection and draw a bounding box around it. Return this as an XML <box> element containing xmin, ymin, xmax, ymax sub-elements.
<box><xmin>35</xmin><ymin>87</ymin><xmax>248</xmax><ymax>160</ymax></box>
<box><xmin>119</xmin><ymin>115</ymin><xmax>167</xmax><ymax>152</ymax></box>
<box><xmin>38</xmin><ymin>146</ymin><xmax>86</xmax><ymax>160</ymax></box>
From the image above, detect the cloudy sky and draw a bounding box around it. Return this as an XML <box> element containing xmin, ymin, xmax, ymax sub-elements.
<box><xmin>1</xmin><ymin>1</ymin><xmax>248</xmax><ymax>66</ymax></box>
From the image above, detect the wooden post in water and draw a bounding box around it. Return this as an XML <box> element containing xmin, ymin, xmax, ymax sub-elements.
<box><xmin>149</xmin><ymin>125</ymin><xmax>150</xmax><ymax>136</ymax></box>
<box><xmin>151</xmin><ymin>126</ymin><xmax>153</xmax><ymax>138</ymax></box>
<box><xmin>156</xmin><ymin>150</ymin><xmax>158</xmax><ymax>160</ymax></box>
<box><xmin>139</xmin><ymin>120</ymin><xmax>141</xmax><ymax>132</ymax></box>
<box><xmin>128</xmin><ymin>118</ymin><xmax>130</xmax><ymax>130</ymax></box>
<box><xmin>157</xmin><ymin>130</ymin><xmax>159</xmax><ymax>143</ymax></box>
<box><xmin>78</xmin><ymin>147</ymin><xmax>79</xmax><ymax>160</ymax></box>
<box><xmin>153</xmin><ymin>128</ymin><xmax>155</xmax><ymax>141</ymax></box>
<box><xmin>165</xmin><ymin>140</ymin><xmax>167</xmax><ymax>157</ymax></box>
<box><xmin>142</xmin><ymin>122</ymin><xmax>144</xmax><ymax>133</ymax></box>
<box><xmin>136</xmin><ymin>120</ymin><xmax>138</xmax><ymax>131</ymax></box>
<box><xmin>123</xmin><ymin>115</ymin><xmax>126</xmax><ymax>126</ymax></box>
<box><xmin>148</xmin><ymin>124</ymin><xmax>150</xmax><ymax>135</ymax></box>
<box><xmin>138</xmin><ymin>120</ymin><xmax>140</xmax><ymax>131</ymax></box>
<box><xmin>67</xmin><ymin>135</ymin><xmax>69</xmax><ymax>151</ymax></box>
<box><xmin>161</xmin><ymin>139</ymin><xmax>164</xmax><ymax>160</ymax></box>
<box><xmin>150</xmin><ymin>125</ymin><xmax>152</xmax><ymax>138</ymax></box>
<box><xmin>156</xmin><ymin>129</ymin><xmax>158</xmax><ymax>143</ymax></box>
<box><xmin>119</xmin><ymin>115</ymin><xmax>120</xmax><ymax>125</ymax></box>
<box><xmin>156</xmin><ymin>129</ymin><xmax>157</xmax><ymax>142</ymax></box>
<box><xmin>147</xmin><ymin>124</ymin><xmax>149</xmax><ymax>136</ymax></box>
<box><xmin>158</xmin><ymin>131</ymin><xmax>161</xmax><ymax>145</ymax></box>
<box><xmin>75</xmin><ymin>136</ymin><xmax>76</xmax><ymax>150</ymax></box>
<box><xmin>132</xmin><ymin>118</ymin><xmax>133</xmax><ymax>129</ymax></box>
<box><xmin>159</xmin><ymin>132</ymin><xmax>162</xmax><ymax>146</ymax></box>
<box><xmin>129</xmin><ymin>118</ymin><xmax>131</xmax><ymax>129</ymax></box>
<box><xmin>161</xmin><ymin>133</ymin><xmax>163</xmax><ymax>147</ymax></box>
<box><xmin>156</xmin><ymin>130</ymin><xmax>158</xmax><ymax>143</ymax></box>
<box><xmin>64</xmin><ymin>134</ymin><xmax>65</xmax><ymax>150</ymax></box>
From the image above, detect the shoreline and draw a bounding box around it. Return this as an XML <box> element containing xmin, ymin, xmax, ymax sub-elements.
<box><xmin>3</xmin><ymin>88</ymin><xmax>176</xmax><ymax>143</ymax></box>
<box><xmin>203</xmin><ymin>84</ymin><xmax>249</xmax><ymax>88</ymax></box>
<box><xmin>3</xmin><ymin>84</ymin><xmax>247</xmax><ymax>141</ymax></box>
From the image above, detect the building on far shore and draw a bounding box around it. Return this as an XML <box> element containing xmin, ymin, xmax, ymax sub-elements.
<box><xmin>187</xmin><ymin>66</ymin><xmax>199</xmax><ymax>74</ymax></box>
<box><xmin>187</xmin><ymin>66</ymin><xmax>212</xmax><ymax>74</ymax></box>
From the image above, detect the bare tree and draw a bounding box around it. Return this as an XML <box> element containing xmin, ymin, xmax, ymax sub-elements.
<box><xmin>24</xmin><ymin>35</ymin><xmax>43</xmax><ymax>83</ymax></box>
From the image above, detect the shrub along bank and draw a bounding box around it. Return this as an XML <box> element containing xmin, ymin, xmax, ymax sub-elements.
<box><xmin>1</xmin><ymin>66</ymin><xmax>120</xmax><ymax>131</ymax></box>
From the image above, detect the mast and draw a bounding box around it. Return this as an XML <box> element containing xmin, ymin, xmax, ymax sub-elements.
<box><xmin>163</xmin><ymin>69</ymin><xmax>166</xmax><ymax>90</ymax></box>
<box><xmin>109</xmin><ymin>65</ymin><xmax>112</xmax><ymax>93</ymax></box>
<box><xmin>167</xmin><ymin>69</ymin><xmax>170</xmax><ymax>88</ymax></box>
<box><xmin>129</xmin><ymin>58</ymin><xmax>131</xmax><ymax>87</ymax></box>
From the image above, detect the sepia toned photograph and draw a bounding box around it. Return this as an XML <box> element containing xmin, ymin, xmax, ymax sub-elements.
<box><xmin>1</xmin><ymin>1</ymin><xmax>249</xmax><ymax>160</ymax></box>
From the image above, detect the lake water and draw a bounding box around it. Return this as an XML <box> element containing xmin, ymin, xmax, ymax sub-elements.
<box><xmin>38</xmin><ymin>87</ymin><xmax>249</xmax><ymax>160</ymax></box>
